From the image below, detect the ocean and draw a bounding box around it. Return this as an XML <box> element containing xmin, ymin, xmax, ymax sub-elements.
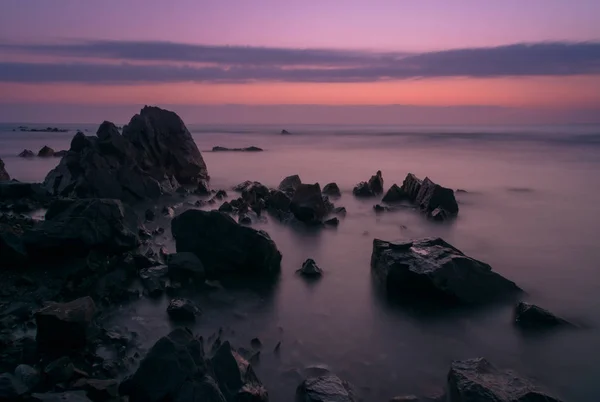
<box><xmin>2</xmin><ymin>122</ymin><xmax>600</xmax><ymax>401</ymax></box>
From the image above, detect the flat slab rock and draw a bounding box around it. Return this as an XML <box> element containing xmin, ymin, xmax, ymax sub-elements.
<box><xmin>371</xmin><ymin>238</ymin><xmax>521</xmax><ymax>304</ymax></box>
<box><xmin>296</xmin><ymin>375</ymin><xmax>357</xmax><ymax>402</ymax></box>
<box><xmin>447</xmin><ymin>358</ymin><xmax>564</xmax><ymax>402</ymax></box>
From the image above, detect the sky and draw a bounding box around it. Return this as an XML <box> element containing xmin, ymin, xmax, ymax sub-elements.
<box><xmin>1</xmin><ymin>0</ymin><xmax>599</xmax><ymax>124</ymax></box>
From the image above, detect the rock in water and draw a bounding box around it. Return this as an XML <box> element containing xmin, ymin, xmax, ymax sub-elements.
<box><xmin>400</xmin><ymin>173</ymin><xmax>422</xmax><ymax>201</ymax></box>
<box><xmin>167</xmin><ymin>298</ymin><xmax>201</xmax><ymax>321</ymax></box>
<box><xmin>296</xmin><ymin>375</ymin><xmax>357</xmax><ymax>402</ymax></box>
<box><xmin>23</xmin><ymin>198</ymin><xmax>141</xmax><ymax>257</ymax></box>
<box><xmin>267</xmin><ymin>190</ymin><xmax>291</xmax><ymax>212</ymax></box>
<box><xmin>447</xmin><ymin>358</ymin><xmax>564</xmax><ymax>402</ymax></box>
<box><xmin>18</xmin><ymin>149</ymin><xmax>35</xmax><ymax>158</ymax></box>
<box><xmin>37</xmin><ymin>145</ymin><xmax>55</xmax><ymax>157</ymax></box>
<box><xmin>278</xmin><ymin>174</ymin><xmax>302</xmax><ymax>194</ymax></box>
<box><xmin>168</xmin><ymin>252</ymin><xmax>206</xmax><ymax>283</ymax></box>
<box><xmin>353</xmin><ymin>171</ymin><xmax>384</xmax><ymax>197</ymax></box>
<box><xmin>171</xmin><ymin>210</ymin><xmax>281</xmax><ymax>278</ymax></box>
<box><xmin>371</xmin><ymin>238</ymin><xmax>520</xmax><ymax>304</ymax></box>
<box><xmin>35</xmin><ymin>296</ymin><xmax>96</xmax><ymax>352</ymax></box>
<box><xmin>514</xmin><ymin>302</ymin><xmax>574</xmax><ymax>329</ymax></box>
<box><xmin>281</xmin><ymin>129</ymin><xmax>290</xmax><ymax>135</ymax></box>
<box><xmin>43</xmin><ymin>107</ymin><xmax>207</xmax><ymax>203</ymax></box>
<box><xmin>322</xmin><ymin>182</ymin><xmax>341</xmax><ymax>197</ymax></box>
<box><xmin>382</xmin><ymin>184</ymin><xmax>408</xmax><ymax>203</ymax></box>
<box><xmin>297</xmin><ymin>259</ymin><xmax>323</xmax><ymax>277</ymax></box>
<box><xmin>0</xmin><ymin>158</ymin><xmax>10</xmax><ymax>181</ymax></box>
<box><xmin>415</xmin><ymin>177</ymin><xmax>458</xmax><ymax>216</ymax></box>
<box><xmin>290</xmin><ymin>183</ymin><xmax>328</xmax><ymax>224</ymax></box>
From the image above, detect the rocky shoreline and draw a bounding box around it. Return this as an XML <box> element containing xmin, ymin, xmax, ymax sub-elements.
<box><xmin>0</xmin><ymin>106</ymin><xmax>571</xmax><ymax>401</ymax></box>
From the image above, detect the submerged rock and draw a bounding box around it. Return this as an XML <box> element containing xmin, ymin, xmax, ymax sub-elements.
<box><xmin>0</xmin><ymin>158</ymin><xmax>9</xmax><ymax>181</ymax></box>
<box><xmin>297</xmin><ymin>259</ymin><xmax>323</xmax><ymax>277</ymax></box>
<box><xmin>281</xmin><ymin>129</ymin><xmax>291</xmax><ymax>135</ymax></box>
<box><xmin>382</xmin><ymin>184</ymin><xmax>409</xmax><ymax>203</ymax></box>
<box><xmin>296</xmin><ymin>375</ymin><xmax>356</xmax><ymax>402</ymax></box>
<box><xmin>279</xmin><ymin>174</ymin><xmax>302</xmax><ymax>194</ymax></box>
<box><xmin>514</xmin><ymin>302</ymin><xmax>574</xmax><ymax>329</ymax></box>
<box><xmin>37</xmin><ymin>145</ymin><xmax>55</xmax><ymax>157</ymax></box>
<box><xmin>290</xmin><ymin>183</ymin><xmax>328</xmax><ymax>224</ymax></box>
<box><xmin>35</xmin><ymin>296</ymin><xmax>96</xmax><ymax>352</ymax></box>
<box><xmin>172</xmin><ymin>210</ymin><xmax>281</xmax><ymax>278</ymax></box>
<box><xmin>322</xmin><ymin>182</ymin><xmax>341</xmax><ymax>197</ymax></box>
<box><xmin>167</xmin><ymin>298</ymin><xmax>201</xmax><ymax>321</ymax></box>
<box><xmin>447</xmin><ymin>358</ymin><xmax>564</xmax><ymax>402</ymax></box>
<box><xmin>324</xmin><ymin>217</ymin><xmax>339</xmax><ymax>227</ymax></box>
<box><xmin>43</xmin><ymin>106</ymin><xmax>208</xmax><ymax>203</ymax></box>
<box><xmin>18</xmin><ymin>149</ymin><xmax>35</xmax><ymax>158</ymax></box>
<box><xmin>371</xmin><ymin>238</ymin><xmax>521</xmax><ymax>304</ymax></box>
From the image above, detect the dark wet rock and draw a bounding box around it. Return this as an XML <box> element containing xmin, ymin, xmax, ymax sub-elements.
<box><xmin>324</xmin><ymin>217</ymin><xmax>339</xmax><ymax>227</ymax></box>
<box><xmin>297</xmin><ymin>259</ymin><xmax>323</xmax><ymax>277</ymax></box>
<box><xmin>174</xmin><ymin>377</ymin><xmax>226</xmax><ymax>402</ymax></box>
<box><xmin>196</xmin><ymin>180</ymin><xmax>211</xmax><ymax>195</ymax></box>
<box><xmin>18</xmin><ymin>149</ymin><xmax>35</xmax><ymax>158</ymax></box>
<box><xmin>145</xmin><ymin>208</ymin><xmax>155</xmax><ymax>221</ymax></box>
<box><xmin>250</xmin><ymin>338</ymin><xmax>262</xmax><ymax>350</ymax></box>
<box><xmin>172</xmin><ymin>210</ymin><xmax>281</xmax><ymax>278</ymax></box>
<box><xmin>208</xmin><ymin>197</ymin><xmax>217</xmax><ymax>205</ymax></box>
<box><xmin>72</xmin><ymin>378</ymin><xmax>118</xmax><ymax>401</ymax></box>
<box><xmin>168</xmin><ymin>252</ymin><xmax>206</xmax><ymax>283</ymax></box>
<box><xmin>53</xmin><ymin>150</ymin><xmax>68</xmax><ymax>157</ymax></box>
<box><xmin>371</xmin><ymin>238</ymin><xmax>521</xmax><ymax>304</ymax></box>
<box><xmin>176</xmin><ymin>186</ymin><xmax>189</xmax><ymax>195</ymax></box>
<box><xmin>212</xmin><ymin>146</ymin><xmax>263</xmax><ymax>152</ymax></box>
<box><xmin>0</xmin><ymin>181</ymin><xmax>49</xmax><ymax>202</ymax></box>
<box><xmin>290</xmin><ymin>183</ymin><xmax>328</xmax><ymax>224</ymax></box>
<box><xmin>31</xmin><ymin>391</ymin><xmax>93</xmax><ymax>401</ymax></box>
<box><xmin>211</xmin><ymin>341</ymin><xmax>267</xmax><ymax>402</ymax></box>
<box><xmin>241</xmin><ymin>183</ymin><xmax>269</xmax><ymax>204</ymax></box>
<box><xmin>120</xmin><ymin>328</ymin><xmax>207</xmax><ymax>402</ymax></box>
<box><xmin>43</xmin><ymin>107</ymin><xmax>208</xmax><ymax>203</ymax></box>
<box><xmin>44</xmin><ymin>356</ymin><xmax>75</xmax><ymax>384</ymax></box>
<box><xmin>0</xmin><ymin>230</ymin><xmax>28</xmax><ymax>265</ymax></box>
<box><xmin>447</xmin><ymin>357</ymin><xmax>563</xmax><ymax>402</ymax></box>
<box><xmin>0</xmin><ymin>372</ymin><xmax>27</xmax><ymax>399</ymax></box>
<box><xmin>430</xmin><ymin>207</ymin><xmax>449</xmax><ymax>222</ymax></box>
<box><xmin>279</xmin><ymin>175</ymin><xmax>302</xmax><ymax>194</ymax></box>
<box><xmin>267</xmin><ymin>190</ymin><xmax>291</xmax><ymax>212</ymax></box>
<box><xmin>332</xmin><ymin>206</ymin><xmax>347</xmax><ymax>216</ymax></box>
<box><xmin>23</xmin><ymin>198</ymin><xmax>141</xmax><ymax>258</ymax></box>
<box><xmin>14</xmin><ymin>364</ymin><xmax>39</xmax><ymax>391</ymax></box>
<box><xmin>400</xmin><ymin>173</ymin><xmax>422</xmax><ymax>201</ymax></box>
<box><xmin>322</xmin><ymin>183</ymin><xmax>341</xmax><ymax>197</ymax></box>
<box><xmin>416</xmin><ymin>177</ymin><xmax>458</xmax><ymax>216</ymax></box>
<box><xmin>38</xmin><ymin>145</ymin><xmax>55</xmax><ymax>157</ymax></box>
<box><xmin>239</xmin><ymin>214</ymin><xmax>252</xmax><ymax>225</ymax></box>
<box><xmin>167</xmin><ymin>298</ymin><xmax>201</xmax><ymax>322</ymax></box>
<box><xmin>219</xmin><ymin>202</ymin><xmax>234</xmax><ymax>213</ymax></box>
<box><xmin>36</xmin><ymin>296</ymin><xmax>96</xmax><ymax>352</ymax></box>
<box><xmin>0</xmin><ymin>158</ymin><xmax>9</xmax><ymax>181</ymax></box>
<box><xmin>373</xmin><ymin>204</ymin><xmax>388</xmax><ymax>213</ymax></box>
<box><xmin>352</xmin><ymin>181</ymin><xmax>371</xmax><ymax>197</ymax></box>
<box><xmin>281</xmin><ymin>129</ymin><xmax>290</xmax><ymax>135</ymax></box>
<box><xmin>382</xmin><ymin>184</ymin><xmax>409</xmax><ymax>203</ymax></box>
<box><xmin>296</xmin><ymin>375</ymin><xmax>356</xmax><ymax>402</ymax></box>
<box><xmin>354</xmin><ymin>171</ymin><xmax>384</xmax><ymax>197</ymax></box>
<box><xmin>215</xmin><ymin>189</ymin><xmax>228</xmax><ymax>200</ymax></box>
<box><xmin>233</xmin><ymin>181</ymin><xmax>253</xmax><ymax>192</ymax></box>
<box><xmin>514</xmin><ymin>302</ymin><xmax>574</xmax><ymax>329</ymax></box>
<box><xmin>140</xmin><ymin>265</ymin><xmax>169</xmax><ymax>297</ymax></box>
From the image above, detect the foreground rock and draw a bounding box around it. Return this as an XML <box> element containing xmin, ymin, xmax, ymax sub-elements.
<box><xmin>297</xmin><ymin>259</ymin><xmax>323</xmax><ymax>277</ymax></box>
<box><xmin>447</xmin><ymin>358</ymin><xmax>564</xmax><ymax>402</ymax></box>
<box><xmin>37</xmin><ymin>146</ymin><xmax>55</xmax><ymax>157</ymax></box>
<box><xmin>514</xmin><ymin>302</ymin><xmax>574</xmax><ymax>329</ymax></box>
<box><xmin>23</xmin><ymin>198</ymin><xmax>141</xmax><ymax>258</ymax></box>
<box><xmin>290</xmin><ymin>183</ymin><xmax>329</xmax><ymax>224</ymax></box>
<box><xmin>43</xmin><ymin>106</ymin><xmax>208</xmax><ymax>203</ymax></box>
<box><xmin>353</xmin><ymin>171</ymin><xmax>383</xmax><ymax>197</ymax></box>
<box><xmin>35</xmin><ymin>296</ymin><xmax>96</xmax><ymax>353</ymax></box>
<box><xmin>371</xmin><ymin>238</ymin><xmax>520</xmax><ymax>304</ymax></box>
<box><xmin>297</xmin><ymin>375</ymin><xmax>356</xmax><ymax>402</ymax></box>
<box><xmin>0</xmin><ymin>158</ymin><xmax>9</xmax><ymax>181</ymax></box>
<box><xmin>401</xmin><ymin>173</ymin><xmax>458</xmax><ymax>219</ymax></box>
<box><xmin>279</xmin><ymin>174</ymin><xmax>302</xmax><ymax>194</ymax></box>
<box><xmin>172</xmin><ymin>210</ymin><xmax>281</xmax><ymax>278</ymax></box>
<box><xmin>212</xmin><ymin>146</ymin><xmax>263</xmax><ymax>152</ymax></box>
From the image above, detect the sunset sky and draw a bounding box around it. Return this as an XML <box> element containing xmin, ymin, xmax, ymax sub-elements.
<box><xmin>1</xmin><ymin>0</ymin><xmax>599</xmax><ymax>124</ymax></box>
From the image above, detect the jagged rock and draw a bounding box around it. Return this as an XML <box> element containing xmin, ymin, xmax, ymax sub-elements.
<box><xmin>0</xmin><ymin>158</ymin><xmax>9</xmax><ymax>181</ymax></box>
<box><xmin>35</xmin><ymin>297</ymin><xmax>96</xmax><ymax>352</ymax></box>
<box><xmin>23</xmin><ymin>198</ymin><xmax>141</xmax><ymax>257</ymax></box>
<box><xmin>324</xmin><ymin>217</ymin><xmax>339</xmax><ymax>227</ymax></box>
<box><xmin>290</xmin><ymin>183</ymin><xmax>328</xmax><ymax>224</ymax></box>
<box><xmin>43</xmin><ymin>107</ymin><xmax>208</xmax><ymax>203</ymax></box>
<box><xmin>233</xmin><ymin>181</ymin><xmax>253</xmax><ymax>192</ymax></box>
<box><xmin>447</xmin><ymin>358</ymin><xmax>564</xmax><ymax>402</ymax></box>
<box><xmin>197</xmin><ymin>180</ymin><xmax>211</xmax><ymax>195</ymax></box>
<box><xmin>44</xmin><ymin>356</ymin><xmax>75</xmax><ymax>384</ymax></box>
<box><xmin>266</xmin><ymin>190</ymin><xmax>291</xmax><ymax>212</ymax></box>
<box><xmin>416</xmin><ymin>177</ymin><xmax>458</xmax><ymax>216</ymax></box>
<box><xmin>31</xmin><ymin>391</ymin><xmax>93</xmax><ymax>401</ymax></box>
<box><xmin>53</xmin><ymin>150</ymin><xmax>68</xmax><ymax>157</ymax></box>
<box><xmin>167</xmin><ymin>298</ymin><xmax>201</xmax><ymax>321</ymax></box>
<box><xmin>212</xmin><ymin>146</ymin><xmax>263</xmax><ymax>152</ymax></box>
<box><xmin>281</xmin><ymin>129</ymin><xmax>290</xmax><ymax>135</ymax></box>
<box><xmin>368</xmin><ymin>171</ymin><xmax>384</xmax><ymax>194</ymax></box>
<box><xmin>172</xmin><ymin>210</ymin><xmax>281</xmax><ymax>278</ymax></box>
<box><xmin>219</xmin><ymin>202</ymin><xmax>234</xmax><ymax>213</ymax></box>
<box><xmin>215</xmin><ymin>190</ymin><xmax>228</xmax><ymax>199</ymax></box>
<box><xmin>38</xmin><ymin>146</ymin><xmax>55</xmax><ymax>157</ymax></box>
<box><xmin>18</xmin><ymin>149</ymin><xmax>35</xmax><ymax>158</ymax></box>
<box><xmin>373</xmin><ymin>204</ymin><xmax>388</xmax><ymax>212</ymax></box>
<box><xmin>382</xmin><ymin>184</ymin><xmax>408</xmax><ymax>203</ymax></box>
<box><xmin>140</xmin><ymin>265</ymin><xmax>169</xmax><ymax>297</ymax></box>
<box><xmin>0</xmin><ymin>373</ymin><xmax>27</xmax><ymax>399</ymax></box>
<box><xmin>72</xmin><ymin>378</ymin><xmax>118</xmax><ymax>401</ymax></box>
<box><xmin>278</xmin><ymin>175</ymin><xmax>302</xmax><ymax>194</ymax></box>
<box><xmin>400</xmin><ymin>173</ymin><xmax>422</xmax><ymax>201</ymax></box>
<box><xmin>296</xmin><ymin>375</ymin><xmax>356</xmax><ymax>402</ymax></box>
<box><xmin>333</xmin><ymin>207</ymin><xmax>347</xmax><ymax>216</ymax></box>
<box><xmin>322</xmin><ymin>183</ymin><xmax>341</xmax><ymax>197</ymax></box>
<box><xmin>241</xmin><ymin>183</ymin><xmax>269</xmax><ymax>204</ymax></box>
<box><xmin>297</xmin><ymin>259</ymin><xmax>323</xmax><ymax>277</ymax></box>
<box><xmin>371</xmin><ymin>238</ymin><xmax>521</xmax><ymax>304</ymax></box>
<box><xmin>239</xmin><ymin>214</ymin><xmax>252</xmax><ymax>225</ymax></box>
<box><xmin>168</xmin><ymin>252</ymin><xmax>206</xmax><ymax>283</ymax></box>
<box><xmin>514</xmin><ymin>302</ymin><xmax>574</xmax><ymax>329</ymax></box>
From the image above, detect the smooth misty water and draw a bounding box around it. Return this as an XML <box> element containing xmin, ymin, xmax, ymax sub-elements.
<box><xmin>2</xmin><ymin>123</ymin><xmax>600</xmax><ymax>401</ymax></box>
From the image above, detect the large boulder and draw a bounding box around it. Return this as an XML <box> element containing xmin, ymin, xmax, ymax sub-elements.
<box><xmin>296</xmin><ymin>375</ymin><xmax>357</xmax><ymax>402</ymax></box>
<box><xmin>171</xmin><ymin>210</ymin><xmax>281</xmax><ymax>278</ymax></box>
<box><xmin>43</xmin><ymin>107</ymin><xmax>207</xmax><ymax>203</ymax></box>
<box><xmin>447</xmin><ymin>358</ymin><xmax>564</xmax><ymax>402</ymax></box>
<box><xmin>290</xmin><ymin>183</ymin><xmax>328</xmax><ymax>224</ymax></box>
<box><xmin>278</xmin><ymin>175</ymin><xmax>302</xmax><ymax>194</ymax></box>
<box><xmin>23</xmin><ymin>198</ymin><xmax>141</xmax><ymax>257</ymax></box>
<box><xmin>353</xmin><ymin>171</ymin><xmax>383</xmax><ymax>197</ymax></box>
<box><xmin>514</xmin><ymin>302</ymin><xmax>574</xmax><ymax>329</ymax></box>
<box><xmin>35</xmin><ymin>296</ymin><xmax>96</xmax><ymax>352</ymax></box>
<box><xmin>0</xmin><ymin>158</ymin><xmax>9</xmax><ymax>181</ymax></box>
<box><xmin>371</xmin><ymin>238</ymin><xmax>520</xmax><ymax>304</ymax></box>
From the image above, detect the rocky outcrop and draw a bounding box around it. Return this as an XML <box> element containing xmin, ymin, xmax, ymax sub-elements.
<box><xmin>37</xmin><ymin>146</ymin><xmax>55</xmax><ymax>157</ymax></box>
<box><xmin>290</xmin><ymin>183</ymin><xmax>328</xmax><ymax>224</ymax></box>
<box><xmin>447</xmin><ymin>358</ymin><xmax>564</xmax><ymax>402</ymax></box>
<box><xmin>401</xmin><ymin>174</ymin><xmax>458</xmax><ymax>219</ymax></box>
<box><xmin>514</xmin><ymin>302</ymin><xmax>574</xmax><ymax>329</ymax></box>
<box><xmin>212</xmin><ymin>146</ymin><xmax>263</xmax><ymax>152</ymax></box>
<box><xmin>353</xmin><ymin>171</ymin><xmax>383</xmax><ymax>197</ymax></box>
<box><xmin>42</xmin><ymin>106</ymin><xmax>208</xmax><ymax>203</ymax></box>
<box><xmin>0</xmin><ymin>158</ymin><xmax>9</xmax><ymax>181</ymax></box>
<box><xmin>23</xmin><ymin>198</ymin><xmax>141</xmax><ymax>258</ymax></box>
<box><xmin>322</xmin><ymin>182</ymin><xmax>341</xmax><ymax>197</ymax></box>
<box><xmin>172</xmin><ymin>210</ymin><xmax>281</xmax><ymax>278</ymax></box>
<box><xmin>35</xmin><ymin>296</ymin><xmax>96</xmax><ymax>353</ymax></box>
<box><xmin>18</xmin><ymin>149</ymin><xmax>35</xmax><ymax>158</ymax></box>
<box><xmin>266</xmin><ymin>190</ymin><xmax>291</xmax><ymax>212</ymax></box>
<box><xmin>297</xmin><ymin>259</ymin><xmax>323</xmax><ymax>277</ymax></box>
<box><xmin>371</xmin><ymin>238</ymin><xmax>520</xmax><ymax>304</ymax></box>
<box><xmin>296</xmin><ymin>375</ymin><xmax>356</xmax><ymax>402</ymax></box>
<box><xmin>382</xmin><ymin>184</ymin><xmax>409</xmax><ymax>203</ymax></box>
<box><xmin>400</xmin><ymin>173</ymin><xmax>422</xmax><ymax>200</ymax></box>
<box><xmin>279</xmin><ymin>175</ymin><xmax>302</xmax><ymax>194</ymax></box>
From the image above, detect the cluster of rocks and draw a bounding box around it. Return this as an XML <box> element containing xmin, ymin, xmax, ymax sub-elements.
<box><xmin>18</xmin><ymin>146</ymin><xmax>68</xmax><ymax>158</ymax></box>
<box><xmin>212</xmin><ymin>146</ymin><xmax>263</xmax><ymax>152</ymax></box>
<box><xmin>15</xmin><ymin>126</ymin><xmax>69</xmax><ymax>133</ymax></box>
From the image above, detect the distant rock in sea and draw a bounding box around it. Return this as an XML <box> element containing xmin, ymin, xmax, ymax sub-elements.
<box><xmin>17</xmin><ymin>126</ymin><xmax>68</xmax><ymax>133</ymax></box>
<box><xmin>37</xmin><ymin>145</ymin><xmax>55</xmax><ymax>157</ymax></box>
<box><xmin>400</xmin><ymin>173</ymin><xmax>458</xmax><ymax>220</ymax></box>
<box><xmin>212</xmin><ymin>146</ymin><xmax>263</xmax><ymax>152</ymax></box>
<box><xmin>18</xmin><ymin>149</ymin><xmax>35</xmax><ymax>158</ymax></box>
<box><xmin>281</xmin><ymin>129</ymin><xmax>291</xmax><ymax>135</ymax></box>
